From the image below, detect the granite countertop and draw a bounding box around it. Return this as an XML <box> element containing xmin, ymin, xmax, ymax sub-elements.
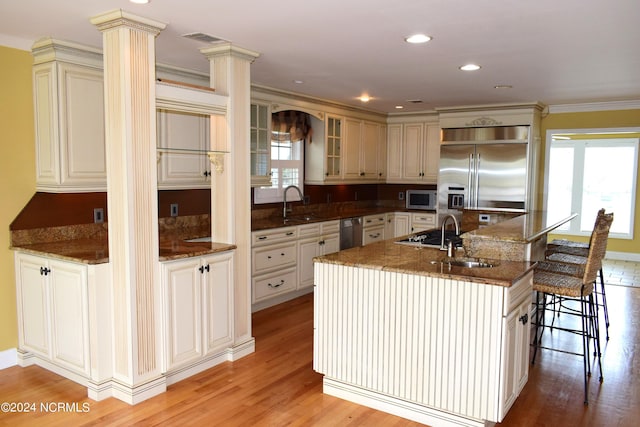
<box><xmin>12</xmin><ymin>235</ymin><xmax>236</xmax><ymax>264</ymax></box>
<box><xmin>461</xmin><ymin>211</ymin><xmax>578</xmax><ymax>243</ymax></box>
<box><xmin>252</xmin><ymin>207</ymin><xmax>435</xmax><ymax>231</ymax></box>
<box><xmin>314</xmin><ymin>239</ymin><xmax>535</xmax><ymax>287</ymax></box>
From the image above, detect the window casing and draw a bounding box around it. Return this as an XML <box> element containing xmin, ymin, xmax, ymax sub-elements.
<box><xmin>544</xmin><ymin>129</ymin><xmax>638</xmax><ymax>239</ymax></box>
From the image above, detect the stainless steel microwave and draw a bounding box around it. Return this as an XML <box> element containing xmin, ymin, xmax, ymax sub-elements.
<box><xmin>406</xmin><ymin>189</ymin><xmax>437</xmax><ymax>210</ymax></box>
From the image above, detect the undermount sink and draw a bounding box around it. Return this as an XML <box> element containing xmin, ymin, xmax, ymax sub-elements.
<box><xmin>447</xmin><ymin>259</ymin><xmax>495</xmax><ymax>268</ymax></box>
<box><xmin>283</xmin><ymin>214</ymin><xmax>318</xmax><ymax>224</ymax></box>
<box><xmin>184</xmin><ymin>236</ymin><xmax>212</xmax><ymax>243</ymax></box>
<box><xmin>430</xmin><ymin>258</ymin><xmax>496</xmax><ymax>268</ymax></box>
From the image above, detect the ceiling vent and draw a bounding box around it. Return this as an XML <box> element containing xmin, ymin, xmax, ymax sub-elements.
<box><xmin>182</xmin><ymin>32</ymin><xmax>226</xmax><ymax>43</ymax></box>
<box><xmin>406</xmin><ymin>99</ymin><xmax>423</xmax><ymax>104</ymax></box>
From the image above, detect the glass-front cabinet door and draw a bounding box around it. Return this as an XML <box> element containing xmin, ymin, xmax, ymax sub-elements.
<box><xmin>250</xmin><ymin>103</ymin><xmax>272</xmax><ymax>187</ymax></box>
<box><xmin>325</xmin><ymin>115</ymin><xmax>342</xmax><ymax>180</ymax></box>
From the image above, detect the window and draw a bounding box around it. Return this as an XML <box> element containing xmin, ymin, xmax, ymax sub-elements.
<box><xmin>253</xmin><ymin>134</ymin><xmax>304</xmax><ymax>204</ymax></box>
<box><xmin>544</xmin><ymin>129</ymin><xmax>639</xmax><ymax>239</ymax></box>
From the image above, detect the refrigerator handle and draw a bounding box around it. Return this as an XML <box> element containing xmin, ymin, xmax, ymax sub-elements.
<box><xmin>467</xmin><ymin>153</ymin><xmax>474</xmax><ymax>208</ymax></box>
<box><xmin>474</xmin><ymin>153</ymin><xmax>481</xmax><ymax>208</ymax></box>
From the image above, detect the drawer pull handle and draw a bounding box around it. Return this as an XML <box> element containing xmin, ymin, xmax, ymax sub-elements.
<box><xmin>267</xmin><ymin>256</ymin><xmax>272</xmax><ymax>259</ymax></box>
<box><xmin>268</xmin><ymin>280</ymin><xmax>285</xmax><ymax>288</ymax></box>
<box><xmin>286</xmin><ymin>232</ymin><xmax>294</xmax><ymax>236</ymax></box>
<box><xmin>40</xmin><ymin>267</ymin><xmax>51</xmax><ymax>276</ymax></box>
<box><xmin>258</xmin><ymin>236</ymin><xmax>267</xmax><ymax>240</ymax></box>
<box><xmin>281</xmin><ymin>253</ymin><xmax>285</xmax><ymax>256</ymax></box>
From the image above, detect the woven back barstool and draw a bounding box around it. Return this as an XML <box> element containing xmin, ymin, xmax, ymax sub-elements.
<box><xmin>532</xmin><ymin>212</ymin><xmax>613</xmax><ymax>405</ymax></box>
<box><xmin>546</xmin><ymin>209</ymin><xmax>611</xmax><ymax>340</ymax></box>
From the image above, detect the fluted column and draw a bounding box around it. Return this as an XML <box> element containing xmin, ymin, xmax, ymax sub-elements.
<box><xmin>200</xmin><ymin>44</ymin><xmax>259</xmax><ymax>346</ymax></box>
<box><xmin>91</xmin><ymin>9</ymin><xmax>166</xmax><ymax>404</ymax></box>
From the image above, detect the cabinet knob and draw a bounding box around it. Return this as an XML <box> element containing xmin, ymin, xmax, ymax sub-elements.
<box><xmin>519</xmin><ymin>313</ymin><xmax>529</xmax><ymax>325</ymax></box>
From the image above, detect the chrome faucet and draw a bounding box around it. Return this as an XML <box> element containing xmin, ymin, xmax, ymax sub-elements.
<box><xmin>440</xmin><ymin>214</ymin><xmax>460</xmax><ymax>252</ymax></box>
<box><xmin>283</xmin><ymin>185</ymin><xmax>305</xmax><ymax>220</ymax></box>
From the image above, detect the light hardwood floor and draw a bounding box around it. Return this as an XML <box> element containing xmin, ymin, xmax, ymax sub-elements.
<box><xmin>1</xmin><ymin>275</ymin><xmax>639</xmax><ymax>426</ymax></box>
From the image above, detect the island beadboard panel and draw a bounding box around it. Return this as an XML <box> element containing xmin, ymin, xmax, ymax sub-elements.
<box><xmin>313</xmin><ymin>262</ymin><xmax>532</xmax><ymax>425</ymax></box>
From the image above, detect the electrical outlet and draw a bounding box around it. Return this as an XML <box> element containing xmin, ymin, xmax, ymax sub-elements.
<box><xmin>326</xmin><ymin>193</ymin><xmax>332</xmax><ymax>203</ymax></box>
<box><xmin>399</xmin><ymin>192</ymin><xmax>405</xmax><ymax>201</ymax></box>
<box><xmin>170</xmin><ymin>203</ymin><xmax>179</xmax><ymax>217</ymax></box>
<box><xmin>93</xmin><ymin>208</ymin><xmax>104</xmax><ymax>223</ymax></box>
<box><xmin>354</xmin><ymin>191</ymin><xmax>358</xmax><ymax>201</ymax></box>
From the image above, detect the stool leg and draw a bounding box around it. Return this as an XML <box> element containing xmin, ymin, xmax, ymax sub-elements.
<box><xmin>599</xmin><ymin>267</ymin><xmax>610</xmax><ymax>340</ymax></box>
<box><xmin>532</xmin><ymin>291</ymin><xmax>544</xmax><ymax>365</ymax></box>
<box><xmin>581</xmin><ymin>296</ymin><xmax>590</xmax><ymax>405</ymax></box>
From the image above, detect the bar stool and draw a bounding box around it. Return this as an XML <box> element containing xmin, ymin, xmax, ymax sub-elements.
<box><xmin>545</xmin><ymin>209</ymin><xmax>612</xmax><ymax>340</ymax></box>
<box><xmin>531</xmin><ymin>212</ymin><xmax>613</xmax><ymax>405</ymax></box>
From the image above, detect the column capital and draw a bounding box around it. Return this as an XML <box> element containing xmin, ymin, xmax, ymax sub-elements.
<box><xmin>200</xmin><ymin>43</ymin><xmax>260</xmax><ymax>63</ymax></box>
<box><xmin>90</xmin><ymin>9</ymin><xmax>166</xmax><ymax>35</ymax></box>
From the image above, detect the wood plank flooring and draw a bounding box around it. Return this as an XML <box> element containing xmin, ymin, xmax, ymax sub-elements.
<box><xmin>1</xmin><ymin>282</ymin><xmax>640</xmax><ymax>426</ymax></box>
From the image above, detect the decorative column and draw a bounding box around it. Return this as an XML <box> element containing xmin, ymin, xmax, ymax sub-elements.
<box><xmin>200</xmin><ymin>44</ymin><xmax>259</xmax><ymax>348</ymax></box>
<box><xmin>91</xmin><ymin>10</ymin><xmax>167</xmax><ymax>404</ymax></box>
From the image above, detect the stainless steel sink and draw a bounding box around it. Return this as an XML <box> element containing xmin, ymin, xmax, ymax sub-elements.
<box><xmin>447</xmin><ymin>259</ymin><xmax>494</xmax><ymax>268</ymax></box>
<box><xmin>283</xmin><ymin>214</ymin><xmax>318</xmax><ymax>224</ymax></box>
<box><xmin>430</xmin><ymin>258</ymin><xmax>496</xmax><ymax>268</ymax></box>
<box><xmin>184</xmin><ymin>236</ymin><xmax>212</xmax><ymax>243</ymax></box>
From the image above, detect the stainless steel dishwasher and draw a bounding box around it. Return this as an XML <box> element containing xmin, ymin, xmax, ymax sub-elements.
<box><xmin>339</xmin><ymin>217</ymin><xmax>363</xmax><ymax>250</ymax></box>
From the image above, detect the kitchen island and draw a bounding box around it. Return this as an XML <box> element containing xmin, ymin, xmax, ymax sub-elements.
<box><xmin>313</xmin><ymin>211</ymin><xmax>575</xmax><ymax>427</ymax></box>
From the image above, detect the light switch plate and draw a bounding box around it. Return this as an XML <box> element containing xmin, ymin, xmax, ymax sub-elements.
<box><xmin>170</xmin><ymin>204</ymin><xmax>178</xmax><ymax>217</ymax></box>
<box><xmin>93</xmin><ymin>208</ymin><xmax>104</xmax><ymax>223</ymax></box>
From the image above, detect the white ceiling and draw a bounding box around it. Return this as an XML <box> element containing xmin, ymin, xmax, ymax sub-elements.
<box><xmin>1</xmin><ymin>0</ymin><xmax>639</xmax><ymax>113</ymax></box>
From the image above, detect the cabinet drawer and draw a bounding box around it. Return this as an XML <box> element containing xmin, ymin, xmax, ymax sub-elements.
<box><xmin>298</xmin><ymin>223</ymin><xmax>321</xmax><ymax>238</ymax></box>
<box><xmin>252</xmin><ymin>242</ymin><xmax>297</xmax><ymax>274</ymax></box>
<box><xmin>411</xmin><ymin>212</ymin><xmax>436</xmax><ymax>225</ymax></box>
<box><xmin>363</xmin><ymin>214</ymin><xmax>386</xmax><ymax>227</ymax></box>
<box><xmin>252</xmin><ymin>227</ymin><xmax>297</xmax><ymax>246</ymax></box>
<box><xmin>320</xmin><ymin>220</ymin><xmax>340</xmax><ymax>235</ymax></box>
<box><xmin>253</xmin><ymin>268</ymin><xmax>297</xmax><ymax>302</ymax></box>
<box><xmin>363</xmin><ymin>225</ymin><xmax>385</xmax><ymax>245</ymax></box>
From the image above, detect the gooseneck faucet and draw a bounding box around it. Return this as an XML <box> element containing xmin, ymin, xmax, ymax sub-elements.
<box><xmin>440</xmin><ymin>214</ymin><xmax>460</xmax><ymax>253</ymax></box>
<box><xmin>283</xmin><ymin>185</ymin><xmax>305</xmax><ymax>220</ymax></box>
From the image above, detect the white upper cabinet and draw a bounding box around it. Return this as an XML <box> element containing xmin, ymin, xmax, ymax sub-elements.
<box><xmin>32</xmin><ymin>39</ymin><xmax>106</xmax><ymax>192</ymax></box>
<box><xmin>386</xmin><ymin>118</ymin><xmax>440</xmax><ymax>184</ymax></box>
<box><xmin>156</xmin><ymin>109</ymin><xmax>211</xmax><ymax>189</ymax></box>
<box><xmin>250</xmin><ymin>102</ymin><xmax>272</xmax><ymax>187</ymax></box>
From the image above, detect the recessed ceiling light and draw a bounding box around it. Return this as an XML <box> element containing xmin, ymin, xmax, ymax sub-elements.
<box><xmin>494</xmin><ymin>84</ymin><xmax>513</xmax><ymax>89</ymax></box>
<box><xmin>405</xmin><ymin>34</ymin><xmax>432</xmax><ymax>44</ymax></box>
<box><xmin>395</xmin><ymin>105</ymin><xmax>404</xmax><ymax>109</ymax></box>
<box><xmin>459</xmin><ymin>64</ymin><xmax>481</xmax><ymax>71</ymax></box>
<box><xmin>358</xmin><ymin>95</ymin><xmax>371</xmax><ymax>103</ymax></box>
<box><xmin>130</xmin><ymin>0</ymin><xmax>150</xmax><ymax>4</ymax></box>
<box><xmin>293</xmin><ymin>80</ymin><xmax>304</xmax><ymax>84</ymax></box>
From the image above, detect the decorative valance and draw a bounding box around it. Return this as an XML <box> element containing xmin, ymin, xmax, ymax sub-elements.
<box><xmin>272</xmin><ymin>110</ymin><xmax>313</xmax><ymax>143</ymax></box>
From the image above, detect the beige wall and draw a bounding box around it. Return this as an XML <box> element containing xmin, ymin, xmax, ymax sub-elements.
<box><xmin>0</xmin><ymin>45</ymin><xmax>35</xmax><ymax>351</ymax></box>
<box><xmin>539</xmin><ymin>109</ymin><xmax>640</xmax><ymax>254</ymax></box>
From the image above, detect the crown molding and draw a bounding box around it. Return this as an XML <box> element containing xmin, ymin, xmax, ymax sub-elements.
<box><xmin>548</xmin><ymin>100</ymin><xmax>640</xmax><ymax>113</ymax></box>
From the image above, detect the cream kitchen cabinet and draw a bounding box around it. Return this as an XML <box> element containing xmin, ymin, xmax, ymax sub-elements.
<box><xmin>343</xmin><ymin>119</ymin><xmax>381</xmax><ymax>181</ymax></box>
<box><xmin>362</xmin><ymin>214</ymin><xmax>386</xmax><ymax>245</ymax></box>
<box><xmin>14</xmin><ymin>252</ymin><xmax>112</xmax><ymax>384</ymax></box>
<box><xmin>386</xmin><ymin>212</ymin><xmax>411</xmax><ymax>238</ymax></box>
<box><xmin>297</xmin><ymin>221</ymin><xmax>340</xmax><ymax>289</ymax></box>
<box><xmin>410</xmin><ymin>212</ymin><xmax>437</xmax><ymax>233</ymax></box>
<box><xmin>386</xmin><ymin>121</ymin><xmax>440</xmax><ymax>184</ymax></box>
<box><xmin>32</xmin><ymin>39</ymin><xmax>106</xmax><ymax>192</ymax></box>
<box><xmin>161</xmin><ymin>251</ymin><xmax>234</xmax><ymax>373</ymax></box>
<box><xmin>250</xmin><ymin>102</ymin><xmax>272</xmax><ymax>187</ymax></box>
<box><xmin>304</xmin><ymin>114</ymin><xmax>342</xmax><ymax>184</ymax></box>
<box><xmin>501</xmin><ymin>297</ymin><xmax>531</xmax><ymax>415</ymax></box>
<box><xmin>156</xmin><ymin>109</ymin><xmax>212</xmax><ymax>189</ymax></box>
<box><xmin>251</xmin><ymin>226</ymin><xmax>298</xmax><ymax>308</ymax></box>
<box><xmin>251</xmin><ymin>221</ymin><xmax>339</xmax><ymax>311</ymax></box>
<box><xmin>376</xmin><ymin>123</ymin><xmax>388</xmax><ymax>181</ymax></box>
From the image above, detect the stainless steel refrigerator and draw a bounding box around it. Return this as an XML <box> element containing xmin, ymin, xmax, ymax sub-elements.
<box><xmin>437</xmin><ymin>126</ymin><xmax>530</xmax><ymax>225</ymax></box>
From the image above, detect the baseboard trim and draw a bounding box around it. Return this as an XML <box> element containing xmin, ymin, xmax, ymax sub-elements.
<box><xmin>606</xmin><ymin>251</ymin><xmax>640</xmax><ymax>262</ymax></box>
<box><xmin>323</xmin><ymin>377</ymin><xmax>492</xmax><ymax>427</ymax></box>
<box><xmin>0</xmin><ymin>348</ymin><xmax>17</xmax><ymax>370</ymax></box>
